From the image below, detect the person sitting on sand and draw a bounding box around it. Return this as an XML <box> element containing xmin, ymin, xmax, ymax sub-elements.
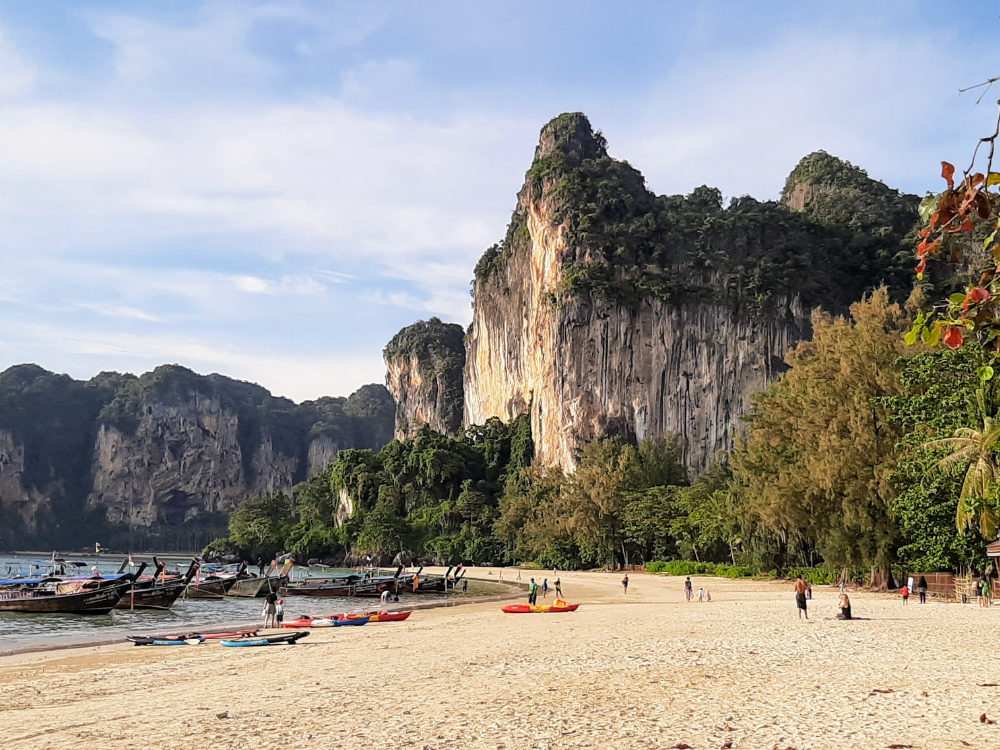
<box><xmin>794</xmin><ymin>575</ymin><xmax>809</xmax><ymax>619</ymax></box>
<box><xmin>836</xmin><ymin>592</ymin><xmax>852</xmax><ymax>620</ymax></box>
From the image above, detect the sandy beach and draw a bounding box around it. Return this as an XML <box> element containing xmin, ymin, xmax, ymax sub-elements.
<box><xmin>2</xmin><ymin>571</ymin><xmax>999</xmax><ymax>749</ymax></box>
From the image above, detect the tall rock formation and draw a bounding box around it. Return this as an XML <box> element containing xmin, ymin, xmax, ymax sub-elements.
<box><xmin>384</xmin><ymin>318</ymin><xmax>466</xmax><ymax>438</ymax></box>
<box><xmin>463</xmin><ymin>113</ymin><xmax>917</xmax><ymax>473</ymax></box>
<box><xmin>0</xmin><ymin>364</ymin><xmax>395</xmax><ymax>549</ymax></box>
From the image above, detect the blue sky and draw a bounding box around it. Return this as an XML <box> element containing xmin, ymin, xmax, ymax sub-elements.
<box><xmin>0</xmin><ymin>0</ymin><xmax>998</xmax><ymax>401</ymax></box>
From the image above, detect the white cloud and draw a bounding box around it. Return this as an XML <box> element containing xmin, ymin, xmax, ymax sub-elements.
<box><xmin>231</xmin><ymin>274</ymin><xmax>327</xmax><ymax>296</ymax></box>
<box><xmin>79</xmin><ymin>302</ymin><xmax>163</xmax><ymax>322</ymax></box>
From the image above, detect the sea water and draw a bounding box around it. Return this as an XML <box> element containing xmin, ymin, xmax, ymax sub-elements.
<box><xmin>0</xmin><ymin>553</ymin><xmax>495</xmax><ymax>654</ymax></box>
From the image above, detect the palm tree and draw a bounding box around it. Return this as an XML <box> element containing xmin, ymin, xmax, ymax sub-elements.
<box><xmin>923</xmin><ymin>416</ymin><xmax>1000</xmax><ymax>539</ymax></box>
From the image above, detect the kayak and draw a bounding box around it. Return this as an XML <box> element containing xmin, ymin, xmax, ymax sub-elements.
<box><xmin>127</xmin><ymin>636</ymin><xmax>205</xmax><ymax>646</ymax></box>
<box><xmin>501</xmin><ymin>602</ymin><xmax>579</xmax><ymax>613</ymax></box>
<box><xmin>325</xmin><ymin>611</ymin><xmax>411</xmax><ymax>623</ymax></box>
<box><xmin>221</xmin><ymin>632</ymin><xmax>310</xmax><ymax>647</ymax></box>
<box><xmin>280</xmin><ymin>616</ymin><xmax>370</xmax><ymax>628</ymax></box>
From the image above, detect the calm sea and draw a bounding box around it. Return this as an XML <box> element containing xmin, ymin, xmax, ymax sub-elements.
<box><xmin>0</xmin><ymin>553</ymin><xmax>493</xmax><ymax>654</ymax></box>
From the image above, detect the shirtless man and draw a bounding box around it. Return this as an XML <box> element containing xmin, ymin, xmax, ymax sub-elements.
<box><xmin>794</xmin><ymin>575</ymin><xmax>809</xmax><ymax>619</ymax></box>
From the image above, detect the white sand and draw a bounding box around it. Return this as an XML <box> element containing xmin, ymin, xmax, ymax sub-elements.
<box><xmin>1</xmin><ymin>570</ymin><xmax>998</xmax><ymax>749</ymax></box>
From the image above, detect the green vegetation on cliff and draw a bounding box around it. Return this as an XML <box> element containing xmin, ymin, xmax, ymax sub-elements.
<box><xmin>474</xmin><ymin>112</ymin><xmax>917</xmax><ymax>314</ymax></box>
<box><xmin>0</xmin><ymin>363</ymin><xmax>394</xmax><ymax>552</ymax></box>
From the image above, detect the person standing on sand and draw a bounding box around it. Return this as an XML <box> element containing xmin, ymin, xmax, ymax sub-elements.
<box><xmin>528</xmin><ymin>578</ymin><xmax>537</xmax><ymax>605</ymax></box>
<box><xmin>462</xmin><ymin>577</ymin><xmax>468</xmax><ymax>593</ymax></box>
<box><xmin>794</xmin><ymin>575</ymin><xmax>809</xmax><ymax>620</ymax></box>
<box><xmin>622</xmin><ymin>573</ymin><xmax>629</xmax><ymax>594</ymax></box>
<box><xmin>917</xmin><ymin>576</ymin><xmax>928</xmax><ymax>604</ymax></box>
<box><xmin>685</xmin><ymin>577</ymin><xmax>693</xmax><ymax>601</ymax></box>
<box><xmin>555</xmin><ymin>578</ymin><xmax>563</xmax><ymax>597</ymax></box>
<box><xmin>901</xmin><ymin>585</ymin><xmax>909</xmax><ymax>605</ymax></box>
<box><xmin>263</xmin><ymin>591</ymin><xmax>278</xmax><ymax>628</ymax></box>
<box><xmin>275</xmin><ymin>598</ymin><xmax>284</xmax><ymax>626</ymax></box>
<box><xmin>542</xmin><ymin>578</ymin><xmax>549</xmax><ymax>599</ymax></box>
<box><xmin>257</xmin><ymin>556</ymin><xmax>265</xmax><ymax>577</ymax></box>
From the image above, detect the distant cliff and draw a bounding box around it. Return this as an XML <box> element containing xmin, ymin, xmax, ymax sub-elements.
<box><xmin>384</xmin><ymin>317</ymin><xmax>465</xmax><ymax>438</ymax></box>
<box><xmin>452</xmin><ymin>114</ymin><xmax>917</xmax><ymax>472</ymax></box>
<box><xmin>0</xmin><ymin>364</ymin><xmax>394</xmax><ymax>550</ymax></box>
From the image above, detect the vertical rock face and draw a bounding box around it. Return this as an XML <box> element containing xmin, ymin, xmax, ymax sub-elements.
<box><xmin>462</xmin><ymin>113</ymin><xmax>916</xmax><ymax>473</ymax></box>
<box><xmin>0</xmin><ymin>363</ymin><xmax>396</xmax><ymax>548</ymax></box>
<box><xmin>384</xmin><ymin>318</ymin><xmax>466</xmax><ymax>438</ymax></box>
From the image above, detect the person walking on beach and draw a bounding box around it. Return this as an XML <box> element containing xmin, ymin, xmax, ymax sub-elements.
<box><xmin>528</xmin><ymin>578</ymin><xmax>538</xmax><ymax>605</ymax></box>
<box><xmin>794</xmin><ymin>575</ymin><xmax>809</xmax><ymax>620</ymax></box>
<box><xmin>622</xmin><ymin>573</ymin><xmax>629</xmax><ymax>594</ymax></box>
<box><xmin>554</xmin><ymin>577</ymin><xmax>563</xmax><ymax>597</ymax></box>
<box><xmin>917</xmin><ymin>575</ymin><xmax>928</xmax><ymax>604</ymax></box>
<box><xmin>901</xmin><ymin>584</ymin><xmax>909</xmax><ymax>605</ymax></box>
<box><xmin>462</xmin><ymin>577</ymin><xmax>468</xmax><ymax>593</ymax></box>
<box><xmin>542</xmin><ymin>579</ymin><xmax>549</xmax><ymax>599</ymax></box>
<box><xmin>685</xmin><ymin>576</ymin><xmax>693</xmax><ymax>601</ymax></box>
<box><xmin>984</xmin><ymin>575</ymin><xmax>992</xmax><ymax>607</ymax></box>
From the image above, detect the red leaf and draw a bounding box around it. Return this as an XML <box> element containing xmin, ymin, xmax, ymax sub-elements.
<box><xmin>943</xmin><ymin>161</ymin><xmax>956</xmax><ymax>189</ymax></box>
<box><xmin>943</xmin><ymin>326</ymin><xmax>964</xmax><ymax>349</ymax></box>
<box><xmin>972</xmin><ymin>286</ymin><xmax>991</xmax><ymax>302</ymax></box>
<box><xmin>915</xmin><ymin>258</ymin><xmax>927</xmax><ymax>276</ymax></box>
<box><xmin>672</xmin><ymin>744</ymin><xmax>692</xmax><ymax>749</ymax></box>
<box><xmin>961</xmin><ymin>220</ymin><xmax>976</xmax><ymax>232</ymax></box>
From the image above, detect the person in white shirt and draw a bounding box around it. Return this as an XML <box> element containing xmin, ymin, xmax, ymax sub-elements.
<box><xmin>380</xmin><ymin>589</ymin><xmax>391</xmax><ymax>604</ymax></box>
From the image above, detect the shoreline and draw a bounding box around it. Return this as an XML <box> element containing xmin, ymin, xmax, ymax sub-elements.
<box><xmin>0</xmin><ymin>576</ymin><xmax>525</xmax><ymax>660</ymax></box>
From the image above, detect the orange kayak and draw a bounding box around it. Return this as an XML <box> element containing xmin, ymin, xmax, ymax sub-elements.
<box><xmin>502</xmin><ymin>602</ymin><xmax>579</xmax><ymax>613</ymax></box>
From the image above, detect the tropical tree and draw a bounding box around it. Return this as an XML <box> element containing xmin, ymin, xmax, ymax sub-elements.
<box><xmin>923</xmin><ymin>415</ymin><xmax>1000</xmax><ymax>539</ymax></box>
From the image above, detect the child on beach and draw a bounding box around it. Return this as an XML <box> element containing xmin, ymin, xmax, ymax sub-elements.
<box><xmin>901</xmin><ymin>585</ymin><xmax>909</xmax><ymax>605</ymax></box>
<box><xmin>696</xmin><ymin>587</ymin><xmax>704</xmax><ymax>602</ymax></box>
<box><xmin>621</xmin><ymin>574</ymin><xmax>629</xmax><ymax>594</ymax></box>
<box><xmin>275</xmin><ymin>598</ymin><xmax>284</xmax><ymax>626</ymax></box>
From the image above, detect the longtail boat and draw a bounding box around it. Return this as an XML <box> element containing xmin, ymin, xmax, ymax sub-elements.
<box><xmin>115</xmin><ymin>561</ymin><xmax>198</xmax><ymax>610</ymax></box>
<box><xmin>0</xmin><ymin>565</ymin><xmax>146</xmax><ymax>615</ymax></box>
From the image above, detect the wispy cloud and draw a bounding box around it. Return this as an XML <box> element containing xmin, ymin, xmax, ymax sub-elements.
<box><xmin>79</xmin><ymin>302</ymin><xmax>163</xmax><ymax>322</ymax></box>
<box><xmin>231</xmin><ymin>274</ymin><xmax>327</xmax><ymax>296</ymax></box>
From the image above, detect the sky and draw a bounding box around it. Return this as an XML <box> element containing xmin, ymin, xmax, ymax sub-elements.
<box><xmin>0</xmin><ymin>0</ymin><xmax>998</xmax><ymax>402</ymax></box>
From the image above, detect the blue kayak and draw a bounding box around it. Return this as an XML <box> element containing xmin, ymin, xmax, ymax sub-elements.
<box><xmin>221</xmin><ymin>631</ymin><xmax>310</xmax><ymax>647</ymax></box>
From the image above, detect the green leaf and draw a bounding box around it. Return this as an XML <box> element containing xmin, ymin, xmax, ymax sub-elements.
<box><xmin>979</xmin><ymin>365</ymin><xmax>995</xmax><ymax>381</ymax></box>
<box><xmin>924</xmin><ymin>325</ymin><xmax>942</xmax><ymax>347</ymax></box>
<box><xmin>986</xmin><ymin>229</ymin><xmax>998</xmax><ymax>249</ymax></box>
<box><xmin>950</xmin><ymin>293</ymin><xmax>968</xmax><ymax>306</ymax></box>
<box><xmin>918</xmin><ymin>194</ymin><xmax>940</xmax><ymax>225</ymax></box>
<box><xmin>904</xmin><ymin>329</ymin><xmax>919</xmax><ymax>346</ymax></box>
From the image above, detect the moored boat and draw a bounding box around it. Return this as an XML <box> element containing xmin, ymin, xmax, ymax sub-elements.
<box><xmin>0</xmin><ymin>567</ymin><xmax>145</xmax><ymax>615</ymax></box>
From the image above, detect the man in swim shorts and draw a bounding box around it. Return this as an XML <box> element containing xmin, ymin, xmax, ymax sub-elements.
<box><xmin>794</xmin><ymin>575</ymin><xmax>809</xmax><ymax>619</ymax></box>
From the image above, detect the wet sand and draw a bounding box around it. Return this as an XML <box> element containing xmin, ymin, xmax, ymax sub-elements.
<box><xmin>1</xmin><ymin>570</ymin><xmax>999</xmax><ymax>749</ymax></box>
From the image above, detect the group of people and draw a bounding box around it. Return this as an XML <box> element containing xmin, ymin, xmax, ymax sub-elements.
<box><xmin>263</xmin><ymin>591</ymin><xmax>284</xmax><ymax>628</ymax></box>
<box><xmin>682</xmin><ymin>577</ymin><xmax>711</xmax><ymax>602</ymax></box>
<box><xmin>527</xmin><ymin>577</ymin><xmax>562</xmax><ymax>605</ymax></box>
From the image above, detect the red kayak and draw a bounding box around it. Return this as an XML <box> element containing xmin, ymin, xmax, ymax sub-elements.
<box><xmin>502</xmin><ymin>603</ymin><xmax>579</xmax><ymax>613</ymax></box>
<box><xmin>324</xmin><ymin>611</ymin><xmax>412</xmax><ymax>623</ymax></box>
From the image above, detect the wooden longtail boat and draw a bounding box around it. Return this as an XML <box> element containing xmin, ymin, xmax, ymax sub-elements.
<box><xmin>0</xmin><ymin>566</ymin><xmax>145</xmax><ymax>615</ymax></box>
<box><xmin>115</xmin><ymin>561</ymin><xmax>198</xmax><ymax>610</ymax></box>
<box><xmin>183</xmin><ymin>578</ymin><xmax>232</xmax><ymax>599</ymax></box>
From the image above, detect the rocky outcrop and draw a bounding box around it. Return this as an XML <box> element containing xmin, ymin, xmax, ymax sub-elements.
<box><xmin>0</xmin><ymin>363</ymin><xmax>396</xmax><ymax>548</ymax></box>
<box><xmin>384</xmin><ymin>318</ymin><xmax>465</xmax><ymax>438</ymax></box>
<box><xmin>460</xmin><ymin>114</ymin><xmax>917</xmax><ymax>473</ymax></box>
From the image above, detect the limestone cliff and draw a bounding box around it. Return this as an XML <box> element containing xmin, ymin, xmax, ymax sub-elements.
<box><xmin>463</xmin><ymin>113</ymin><xmax>917</xmax><ymax>473</ymax></box>
<box><xmin>384</xmin><ymin>318</ymin><xmax>465</xmax><ymax>438</ymax></box>
<box><xmin>0</xmin><ymin>364</ymin><xmax>395</xmax><ymax>549</ymax></box>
